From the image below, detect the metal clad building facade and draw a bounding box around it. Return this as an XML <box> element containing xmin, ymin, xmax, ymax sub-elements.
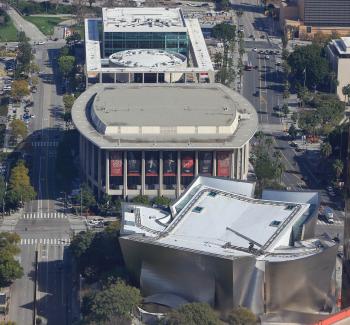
<box><xmin>304</xmin><ymin>0</ymin><xmax>350</xmax><ymax>27</ymax></box>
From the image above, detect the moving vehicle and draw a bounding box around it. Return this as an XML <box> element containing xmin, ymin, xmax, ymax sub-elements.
<box><xmin>244</xmin><ymin>61</ymin><xmax>253</xmax><ymax>71</ymax></box>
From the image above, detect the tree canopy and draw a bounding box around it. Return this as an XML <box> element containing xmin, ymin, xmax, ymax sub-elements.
<box><xmin>58</xmin><ymin>55</ymin><xmax>75</xmax><ymax>77</ymax></box>
<box><xmin>81</xmin><ymin>280</ymin><xmax>141</xmax><ymax>324</ymax></box>
<box><xmin>227</xmin><ymin>307</ymin><xmax>257</xmax><ymax>325</ymax></box>
<box><xmin>0</xmin><ymin>232</ymin><xmax>23</xmax><ymax>287</ymax></box>
<box><xmin>70</xmin><ymin>228</ymin><xmax>123</xmax><ymax>282</ymax></box>
<box><xmin>7</xmin><ymin>160</ymin><xmax>36</xmax><ymax>207</ymax></box>
<box><xmin>287</xmin><ymin>44</ymin><xmax>332</xmax><ymax>91</ymax></box>
<box><xmin>213</xmin><ymin>23</ymin><xmax>236</xmax><ymax>44</ymax></box>
<box><xmin>164</xmin><ymin>302</ymin><xmax>221</xmax><ymax>325</ymax></box>
<box><xmin>10</xmin><ymin>119</ymin><xmax>27</xmax><ymax>140</ymax></box>
<box><xmin>11</xmin><ymin>80</ymin><xmax>30</xmax><ymax>101</ymax></box>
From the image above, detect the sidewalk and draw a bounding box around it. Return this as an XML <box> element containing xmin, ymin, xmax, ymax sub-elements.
<box><xmin>5</xmin><ymin>6</ymin><xmax>46</xmax><ymax>42</ymax></box>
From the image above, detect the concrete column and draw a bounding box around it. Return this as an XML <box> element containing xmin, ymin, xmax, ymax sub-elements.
<box><xmin>142</xmin><ymin>73</ymin><xmax>144</xmax><ymax>83</ymax></box>
<box><xmin>184</xmin><ymin>73</ymin><xmax>187</xmax><ymax>83</ymax></box>
<box><xmin>236</xmin><ymin>148</ymin><xmax>241</xmax><ymax>180</ymax></box>
<box><xmin>245</xmin><ymin>143</ymin><xmax>250</xmax><ymax>176</ymax></box>
<box><xmin>123</xmin><ymin>151</ymin><xmax>128</xmax><ymax>200</ymax></box>
<box><xmin>85</xmin><ymin>140</ymin><xmax>89</xmax><ymax>178</ymax></box>
<box><xmin>170</xmin><ymin>73</ymin><xmax>173</xmax><ymax>83</ymax></box>
<box><xmin>177</xmin><ymin>151</ymin><xmax>181</xmax><ymax>197</ymax></box>
<box><xmin>240</xmin><ymin>147</ymin><xmax>244</xmax><ymax>180</ymax></box>
<box><xmin>213</xmin><ymin>151</ymin><xmax>217</xmax><ymax>176</ymax></box>
<box><xmin>195</xmin><ymin>151</ymin><xmax>199</xmax><ymax>176</ymax></box>
<box><xmin>105</xmin><ymin>151</ymin><xmax>110</xmax><ymax>194</ymax></box>
<box><xmin>141</xmin><ymin>151</ymin><xmax>145</xmax><ymax>195</ymax></box>
<box><xmin>231</xmin><ymin>150</ymin><xmax>235</xmax><ymax>179</ymax></box>
<box><xmin>159</xmin><ymin>151</ymin><xmax>163</xmax><ymax>196</ymax></box>
<box><xmin>128</xmin><ymin>73</ymin><xmax>131</xmax><ymax>83</ymax></box>
<box><xmin>114</xmin><ymin>73</ymin><xmax>116</xmax><ymax>83</ymax></box>
<box><xmin>79</xmin><ymin>135</ymin><xmax>84</xmax><ymax>176</ymax></box>
<box><xmin>91</xmin><ymin>143</ymin><xmax>95</xmax><ymax>182</ymax></box>
<box><xmin>99</xmin><ymin>72</ymin><xmax>102</xmax><ymax>83</ymax></box>
<box><xmin>156</xmin><ymin>73</ymin><xmax>159</xmax><ymax>83</ymax></box>
<box><xmin>98</xmin><ymin>148</ymin><xmax>102</xmax><ymax>198</ymax></box>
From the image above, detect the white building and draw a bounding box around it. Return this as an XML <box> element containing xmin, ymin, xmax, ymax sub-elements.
<box><xmin>119</xmin><ymin>176</ymin><xmax>338</xmax><ymax>321</ymax></box>
<box><xmin>327</xmin><ymin>37</ymin><xmax>350</xmax><ymax>101</ymax></box>
<box><xmin>84</xmin><ymin>7</ymin><xmax>214</xmax><ymax>85</ymax></box>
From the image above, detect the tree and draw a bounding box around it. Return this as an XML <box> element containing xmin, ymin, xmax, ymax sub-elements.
<box><xmin>215</xmin><ymin>0</ymin><xmax>230</xmax><ymax>11</ymax></box>
<box><xmin>11</xmin><ymin>79</ymin><xmax>30</xmax><ymax>101</ymax></box>
<box><xmin>66</xmin><ymin>32</ymin><xmax>81</xmax><ymax>45</ymax></box>
<box><xmin>153</xmin><ymin>195</ymin><xmax>172</xmax><ymax>206</ymax></box>
<box><xmin>227</xmin><ymin>307</ymin><xmax>257</xmax><ymax>325</ymax></box>
<box><xmin>320</xmin><ymin>142</ymin><xmax>332</xmax><ymax>158</ymax></box>
<box><xmin>281</xmin><ymin>103</ymin><xmax>289</xmax><ymax>117</ymax></box>
<box><xmin>213</xmin><ymin>23</ymin><xmax>236</xmax><ymax>45</ymax></box>
<box><xmin>63</xmin><ymin>94</ymin><xmax>75</xmax><ymax>112</ymax></box>
<box><xmin>342</xmin><ymin>84</ymin><xmax>350</xmax><ymax>103</ymax></box>
<box><xmin>333</xmin><ymin>159</ymin><xmax>343</xmax><ymax>181</ymax></box>
<box><xmin>7</xmin><ymin>160</ymin><xmax>36</xmax><ymax>207</ymax></box>
<box><xmin>132</xmin><ymin>195</ymin><xmax>150</xmax><ymax>206</ymax></box>
<box><xmin>16</xmin><ymin>39</ymin><xmax>32</xmax><ymax>74</ymax></box>
<box><xmin>31</xmin><ymin>75</ymin><xmax>39</xmax><ymax>88</ymax></box>
<box><xmin>0</xmin><ymin>232</ymin><xmax>23</xmax><ymax>287</ymax></box>
<box><xmin>165</xmin><ymin>302</ymin><xmax>221</xmax><ymax>325</ymax></box>
<box><xmin>10</xmin><ymin>119</ymin><xmax>27</xmax><ymax>140</ymax></box>
<box><xmin>82</xmin><ymin>280</ymin><xmax>141</xmax><ymax>324</ymax></box>
<box><xmin>58</xmin><ymin>55</ymin><xmax>75</xmax><ymax>78</ymax></box>
<box><xmin>73</xmin><ymin>183</ymin><xmax>96</xmax><ymax>213</ymax></box>
<box><xmin>86</xmin><ymin>0</ymin><xmax>95</xmax><ymax>7</ymax></box>
<box><xmin>288</xmin><ymin>124</ymin><xmax>297</xmax><ymax>139</ymax></box>
<box><xmin>287</xmin><ymin>44</ymin><xmax>332</xmax><ymax>91</ymax></box>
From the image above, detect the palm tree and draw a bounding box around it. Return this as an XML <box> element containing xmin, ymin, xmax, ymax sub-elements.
<box><xmin>332</xmin><ymin>159</ymin><xmax>344</xmax><ymax>182</ymax></box>
<box><xmin>320</xmin><ymin>142</ymin><xmax>332</xmax><ymax>159</ymax></box>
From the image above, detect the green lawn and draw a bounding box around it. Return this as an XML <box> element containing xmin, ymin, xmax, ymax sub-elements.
<box><xmin>0</xmin><ymin>17</ymin><xmax>18</xmax><ymax>42</ymax></box>
<box><xmin>25</xmin><ymin>16</ymin><xmax>66</xmax><ymax>35</ymax></box>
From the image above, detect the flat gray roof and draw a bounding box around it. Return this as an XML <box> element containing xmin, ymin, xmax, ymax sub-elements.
<box><xmin>93</xmin><ymin>85</ymin><xmax>237</xmax><ymax>127</ymax></box>
<box><xmin>102</xmin><ymin>7</ymin><xmax>187</xmax><ymax>33</ymax></box>
<box><xmin>72</xmin><ymin>83</ymin><xmax>258</xmax><ymax>149</ymax></box>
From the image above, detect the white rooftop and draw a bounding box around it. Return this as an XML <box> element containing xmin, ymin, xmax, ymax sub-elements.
<box><xmin>121</xmin><ymin>176</ymin><xmax>319</xmax><ymax>259</ymax></box>
<box><xmin>102</xmin><ymin>7</ymin><xmax>187</xmax><ymax>33</ymax></box>
<box><xmin>332</xmin><ymin>37</ymin><xmax>350</xmax><ymax>55</ymax></box>
<box><xmin>109</xmin><ymin>49</ymin><xmax>186</xmax><ymax>68</ymax></box>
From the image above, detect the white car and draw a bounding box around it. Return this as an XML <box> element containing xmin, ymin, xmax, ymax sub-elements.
<box><xmin>252</xmin><ymin>48</ymin><xmax>257</xmax><ymax>52</ymax></box>
<box><xmin>265</xmin><ymin>55</ymin><xmax>270</xmax><ymax>60</ymax></box>
<box><xmin>38</xmin><ymin>41</ymin><xmax>46</xmax><ymax>45</ymax></box>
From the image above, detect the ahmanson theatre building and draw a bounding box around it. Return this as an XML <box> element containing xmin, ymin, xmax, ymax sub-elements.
<box><xmin>71</xmin><ymin>83</ymin><xmax>258</xmax><ymax>199</ymax></box>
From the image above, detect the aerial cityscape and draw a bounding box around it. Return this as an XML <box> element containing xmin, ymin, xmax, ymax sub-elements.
<box><xmin>0</xmin><ymin>0</ymin><xmax>349</xmax><ymax>324</ymax></box>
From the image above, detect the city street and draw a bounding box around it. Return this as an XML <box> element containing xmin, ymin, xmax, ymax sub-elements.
<box><xmin>1</xmin><ymin>40</ymin><xmax>85</xmax><ymax>325</ymax></box>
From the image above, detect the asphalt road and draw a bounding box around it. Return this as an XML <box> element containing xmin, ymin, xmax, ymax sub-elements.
<box><xmin>7</xmin><ymin>42</ymin><xmax>83</xmax><ymax>325</ymax></box>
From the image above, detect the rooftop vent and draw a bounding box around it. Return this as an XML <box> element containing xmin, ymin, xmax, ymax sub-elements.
<box><xmin>285</xmin><ymin>204</ymin><xmax>295</xmax><ymax>210</ymax></box>
<box><xmin>192</xmin><ymin>206</ymin><xmax>204</xmax><ymax>213</ymax></box>
<box><xmin>207</xmin><ymin>191</ymin><xmax>217</xmax><ymax>197</ymax></box>
<box><xmin>269</xmin><ymin>220</ymin><xmax>281</xmax><ymax>227</ymax></box>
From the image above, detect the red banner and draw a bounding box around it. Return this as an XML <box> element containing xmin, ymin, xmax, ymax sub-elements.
<box><xmin>181</xmin><ymin>155</ymin><xmax>194</xmax><ymax>176</ymax></box>
<box><xmin>217</xmin><ymin>151</ymin><xmax>230</xmax><ymax>177</ymax></box>
<box><xmin>110</xmin><ymin>152</ymin><xmax>123</xmax><ymax>177</ymax></box>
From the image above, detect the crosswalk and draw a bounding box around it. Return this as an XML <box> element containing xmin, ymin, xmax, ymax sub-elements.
<box><xmin>21</xmin><ymin>212</ymin><xmax>67</xmax><ymax>220</ymax></box>
<box><xmin>317</xmin><ymin>219</ymin><xmax>343</xmax><ymax>226</ymax></box>
<box><xmin>20</xmin><ymin>238</ymin><xmax>71</xmax><ymax>246</ymax></box>
<box><xmin>31</xmin><ymin>141</ymin><xmax>59</xmax><ymax>147</ymax></box>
